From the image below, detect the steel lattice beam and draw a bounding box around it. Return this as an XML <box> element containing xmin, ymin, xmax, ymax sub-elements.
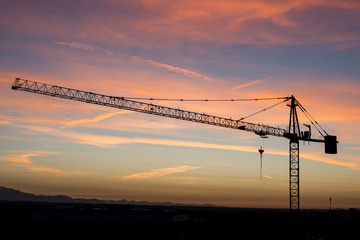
<box><xmin>289</xmin><ymin>140</ymin><xmax>300</xmax><ymax>212</ymax></box>
<box><xmin>11</xmin><ymin>78</ymin><xmax>287</xmax><ymax>138</ymax></box>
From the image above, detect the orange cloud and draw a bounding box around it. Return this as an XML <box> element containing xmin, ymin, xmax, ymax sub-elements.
<box><xmin>0</xmin><ymin>151</ymin><xmax>59</xmax><ymax>164</ymax></box>
<box><xmin>263</xmin><ymin>175</ymin><xmax>274</xmax><ymax>179</ymax></box>
<box><xmin>122</xmin><ymin>165</ymin><xmax>202</xmax><ymax>179</ymax></box>
<box><xmin>14</xmin><ymin>163</ymin><xmax>89</xmax><ymax>175</ymax></box>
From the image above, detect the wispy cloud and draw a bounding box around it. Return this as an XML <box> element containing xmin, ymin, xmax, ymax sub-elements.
<box><xmin>15</xmin><ymin>164</ymin><xmax>88</xmax><ymax>175</ymax></box>
<box><xmin>55</xmin><ymin>40</ymin><xmax>213</xmax><ymax>82</ymax></box>
<box><xmin>131</xmin><ymin>56</ymin><xmax>214</xmax><ymax>81</ymax></box>
<box><xmin>122</xmin><ymin>165</ymin><xmax>202</xmax><ymax>179</ymax></box>
<box><xmin>263</xmin><ymin>175</ymin><xmax>274</xmax><ymax>179</ymax></box>
<box><xmin>55</xmin><ymin>41</ymin><xmax>113</xmax><ymax>55</ymax></box>
<box><xmin>0</xmin><ymin>150</ymin><xmax>91</xmax><ymax>175</ymax></box>
<box><xmin>231</xmin><ymin>76</ymin><xmax>273</xmax><ymax>90</ymax></box>
<box><xmin>0</xmin><ymin>151</ymin><xmax>59</xmax><ymax>164</ymax></box>
<box><xmin>65</xmin><ymin>111</ymin><xmax>130</xmax><ymax>126</ymax></box>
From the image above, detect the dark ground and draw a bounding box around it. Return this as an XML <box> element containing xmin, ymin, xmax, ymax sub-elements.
<box><xmin>1</xmin><ymin>201</ymin><xmax>359</xmax><ymax>239</ymax></box>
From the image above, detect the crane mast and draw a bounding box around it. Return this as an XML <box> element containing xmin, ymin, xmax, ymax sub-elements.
<box><xmin>288</xmin><ymin>96</ymin><xmax>301</xmax><ymax>212</ymax></box>
<box><xmin>11</xmin><ymin>78</ymin><xmax>338</xmax><ymax>212</ymax></box>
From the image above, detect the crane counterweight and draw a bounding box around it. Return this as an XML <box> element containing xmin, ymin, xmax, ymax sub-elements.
<box><xmin>325</xmin><ymin>135</ymin><xmax>337</xmax><ymax>154</ymax></box>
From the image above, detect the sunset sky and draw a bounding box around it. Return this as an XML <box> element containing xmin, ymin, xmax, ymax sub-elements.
<box><xmin>1</xmin><ymin>0</ymin><xmax>359</xmax><ymax>209</ymax></box>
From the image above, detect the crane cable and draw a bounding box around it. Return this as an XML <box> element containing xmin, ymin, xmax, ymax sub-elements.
<box><xmin>239</xmin><ymin>98</ymin><xmax>290</xmax><ymax>121</ymax></box>
<box><xmin>122</xmin><ymin>97</ymin><xmax>289</xmax><ymax>102</ymax></box>
<box><xmin>295</xmin><ymin>99</ymin><xmax>328</xmax><ymax>138</ymax></box>
<box><xmin>123</xmin><ymin>96</ymin><xmax>291</xmax><ymax>121</ymax></box>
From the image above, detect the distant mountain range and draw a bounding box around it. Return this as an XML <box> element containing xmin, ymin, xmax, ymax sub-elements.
<box><xmin>0</xmin><ymin>186</ymin><xmax>214</xmax><ymax>207</ymax></box>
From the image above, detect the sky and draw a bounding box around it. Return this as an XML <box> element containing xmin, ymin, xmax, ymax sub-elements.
<box><xmin>0</xmin><ymin>0</ymin><xmax>359</xmax><ymax>209</ymax></box>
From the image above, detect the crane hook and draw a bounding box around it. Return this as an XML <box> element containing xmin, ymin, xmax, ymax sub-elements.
<box><xmin>258</xmin><ymin>146</ymin><xmax>264</xmax><ymax>180</ymax></box>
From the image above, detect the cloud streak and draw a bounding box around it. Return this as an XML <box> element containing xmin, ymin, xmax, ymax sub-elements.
<box><xmin>0</xmin><ymin>150</ymin><xmax>92</xmax><ymax>175</ymax></box>
<box><xmin>132</xmin><ymin>56</ymin><xmax>214</xmax><ymax>81</ymax></box>
<box><xmin>55</xmin><ymin>40</ymin><xmax>214</xmax><ymax>82</ymax></box>
<box><xmin>55</xmin><ymin>41</ymin><xmax>113</xmax><ymax>55</ymax></box>
<box><xmin>122</xmin><ymin>166</ymin><xmax>202</xmax><ymax>179</ymax></box>
<box><xmin>65</xmin><ymin>111</ymin><xmax>130</xmax><ymax>126</ymax></box>
<box><xmin>0</xmin><ymin>151</ymin><xmax>59</xmax><ymax>164</ymax></box>
<box><xmin>231</xmin><ymin>76</ymin><xmax>273</xmax><ymax>90</ymax></box>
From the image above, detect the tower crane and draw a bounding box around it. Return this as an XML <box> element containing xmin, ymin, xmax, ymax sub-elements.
<box><xmin>11</xmin><ymin>78</ymin><xmax>338</xmax><ymax>212</ymax></box>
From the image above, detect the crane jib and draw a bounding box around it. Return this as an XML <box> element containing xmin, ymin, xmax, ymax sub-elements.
<box><xmin>11</xmin><ymin>78</ymin><xmax>286</xmax><ymax>137</ymax></box>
